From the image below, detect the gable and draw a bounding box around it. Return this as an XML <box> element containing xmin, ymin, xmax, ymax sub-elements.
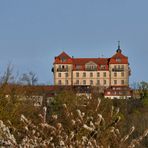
<box><xmin>85</xmin><ymin>61</ymin><xmax>97</xmax><ymax>66</ymax></box>
<box><xmin>54</xmin><ymin>52</ymin><xmax>73</xmax><ymax>64</ymax></box>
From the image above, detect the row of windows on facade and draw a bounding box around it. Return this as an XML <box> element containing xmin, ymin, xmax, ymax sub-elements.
<box><xmin>76</xmin><ymin>65</ymin><xmax>106</xmax><ymax>70</ymax></box>
<box><xmin>57</xmin><ymin>64</ymin><xmax>124</xmax><ymax>70</ymax></box>
<box><xmin>58</xmin><ymin>79</ymin><xmax>125</xmax><ymax>85</ymax></box>
<box><xmin>84</xmin><ymin>64</ymin><xmax>125</xmax><ymax>70</ymax></box>
<box><xmin>57</xmin><ymin>72</ymin><xmax>106</xmax><ymax>78</ymax></box>
<box><xmin>58</xmin><ymin>72</ymin><xmax>124</xmax><ymax>77</ymax></box>
<box><xmin>57</xmin><ymin>65</ymin><xmax>104</xmax><ymax>70</ymax></box>
<box><xmin>113</xmin><ymin>65</ymin><xmax>124</xmax><ymax>69</ymax></box>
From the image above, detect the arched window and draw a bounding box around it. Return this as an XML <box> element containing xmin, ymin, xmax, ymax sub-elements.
<box><xmin>90</xmin><ymin>80</ymin><xmax>93</xmax><ymax>85</ymax></box>
<box><xmin>58</xmin><ymin>80</ymin><xmax>62</xmax><ymax>85</ymax></box>
<box><xmin>83</xmin><ymin>80</ymin><xmax>86</xmax><ymax>85</ymax></box>
<box><xmin>90</xmin><ymin>72</ymin><xmax>93</xmax><ymax>77</ymax></box>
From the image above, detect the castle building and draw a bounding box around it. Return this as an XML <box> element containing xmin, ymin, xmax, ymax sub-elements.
<box><xmin>52</xmin><ymin>43</ymin><xmax>132</xmax><ymax>99</ymax></box>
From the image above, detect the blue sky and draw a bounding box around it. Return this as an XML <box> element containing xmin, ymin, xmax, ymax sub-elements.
<box><xmin>0</xmin><ymin>0</ymin><xmax>148</xmax><ymax>84</ymax></box>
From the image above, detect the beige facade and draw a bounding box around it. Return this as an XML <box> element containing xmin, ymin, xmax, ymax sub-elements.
<box><xmin>109</xmin><ymin>64</ymin><xmax>129</xmax><ymax>86</ymax></box>
<box><xmin>54</xmin><ymin>65</ymin><xmax>110</xmax><ymax>86</ymax></box>
<box><xmin>53</xmin><ymin>49</ymin><xmax>130</xmax><ymax>88</ymax></box>
<box><xmin>54</xmin><ymin>64</ymin><xmax>73</xmax><ymax>85</ymax></box>
<box><xmin>72</xmin><ymin>71</ymin><xmax>109</xmax><ymax>86</ymax></box>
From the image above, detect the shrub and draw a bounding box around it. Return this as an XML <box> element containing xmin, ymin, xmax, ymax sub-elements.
<box><xmin>0</xmin><ymin>92</ymin><xmax>148</xmax><ymax>147</ymax></box>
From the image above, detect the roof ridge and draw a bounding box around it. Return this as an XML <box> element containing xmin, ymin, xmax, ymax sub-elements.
<box><xmin>57</xmin><ymin>51</ymin><xmax>71</xmax><ymax>59</ymax></box>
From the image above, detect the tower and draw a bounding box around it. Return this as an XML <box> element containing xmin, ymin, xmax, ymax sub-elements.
<box><xmin>109</xmin><ymin>42</ymin><xmax>130</xmax><ymax>86</ymax></box>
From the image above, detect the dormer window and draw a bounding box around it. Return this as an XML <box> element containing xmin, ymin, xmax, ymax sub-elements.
<box><xmin>116</xmin><ymin>58</ymin><xmax>121</xmax><ymax>62</ymax></box>
<box><xmin>85</xmin><ymin>61</ymin><xmax>97</xmax><ymax>71</ymax></box>
<box><xmin>100</xmin><ymin>65</ymin><xmax>106</xmax><ymax>70</ymax></box>
<box><xmin>76</xmin><ymin>65</ymin><xmax>82</xmax><ymax>70</ymax></box>
<box><xmin>86</xmin><ymin>65</ymin><xmax>97</xmax><ymax>70</ymax></box>
<box><xmin>61</xmin><ymin>58</ymin><xmax>67</xmax><ymax>62</ymax></box>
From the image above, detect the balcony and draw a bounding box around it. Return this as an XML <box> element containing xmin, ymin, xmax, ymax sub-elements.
<box><xmin>51</xmin><ymin>67</ymin><xmax>54</xmax><ymax>73</ymax></box>
<box><xmin>57</xmin><ymin>68</ymin><xmax>68</xmax><ymax>72</ymax></box>
<box><xmin>128</xmin><ymin>68</ymin><xmax>131</xmax><ymax>76</ymax></box>
<box><xmin>112</xmin><ymin>68</ymin><xmax>124</xmax><ymax>72</ymax></box>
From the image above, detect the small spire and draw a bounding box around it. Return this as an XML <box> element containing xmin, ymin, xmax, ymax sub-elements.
<box><xmin>116</xmin><ymin>41</ymin><xmax>122</xmax><ymax>53</ymax></box>
<box><xmin>118</xmin><ymin>41</ymin><xmax>120</xmax><ymax>49</ymax></box>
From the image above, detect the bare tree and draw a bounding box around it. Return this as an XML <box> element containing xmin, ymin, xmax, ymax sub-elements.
<box><xmin>19</xmin><ymin>71</ymin><xmax>38</xmax><ymax>85</ymax></box>
<box><xmin>0</xmin><ymin>64</ymin><xmax>14</xmax><ymax>85</ymax></box>
<box><xmin>138</xmin><ymin>81</ymin><xmax>148</xmax><ymax>99</ymax></box>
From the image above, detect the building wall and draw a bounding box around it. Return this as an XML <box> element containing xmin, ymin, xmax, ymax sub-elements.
<box><xmin>54</xmin><ymin>64</ymin><xmax>73</xmax><ymax>85</ymax></box>
<box><xmin>109</xmin><ymin>64</ymin><xmax>129</xmax><ymax>86</ymax></box>
<box><xmin>54</xmin><ymin>64</ymin><xmax>129</xmax><ymax>87</ymax></box>
<box><xmin>104</xmin><ymin>95</ymin><xmax>131</xmax><ymax>99</ymax></box>
<box><xmin>53</xmin><ymin>51</ymin><xmax>130</xmax><ymax>88</ymax></box>
<box><xmin>72</xmin><ymin>71</ymin><xmax>109</xmax><ymax>86</ymax></box>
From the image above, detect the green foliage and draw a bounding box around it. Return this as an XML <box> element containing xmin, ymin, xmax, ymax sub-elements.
<box><xmin>0</xmin><ymin>66</ymin><xmax>147</xmax><ymax>147</ymax></box>
<box><xmin>142</xmin><ymin>97</ymin><xmax>148</xmax><ymax>106</ymax></box>
<box><xmin>132</xmin><ymin>109</ymin><xmax>141</xmax><ymax>115</ymax></box>
<box><xmin>118</xmin><ymin>112</ymin><xmax>125</xmax><ymax>120</ymax></box>
<box><xmin>0</xmin><ymin>88</ymin><xmax>148</xmax><ymax>147</ymax></box>
<box><xmin>138</xmin><ymin>81</ymin><xmax>148</xmax><ymax>99</ymax></box>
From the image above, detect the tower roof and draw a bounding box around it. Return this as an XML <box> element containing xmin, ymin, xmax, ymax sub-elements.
<box><xmin>116</xmin><ymin>41</ymin><xmax>122</xmax><ymax>53</ymax></box>
<box><xmin>56</xmin><ymin>51</ymin><xmax>71</xmax><ymax>59</ymax></box>
<box><xmin>109</xmin><ymin>42</ymin><xmax>128</xmax><ymax>64</ymax></box>
<box><xmin>54</xmin><ymin>51</ymin><xmax>73</xmax><ymax>64</ymax></box>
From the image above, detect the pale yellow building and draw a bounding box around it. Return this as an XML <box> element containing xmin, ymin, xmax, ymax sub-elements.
<box><xmin>52</xmin><ymin>45</ymin><xmax>131</xmax><ymax>89</ymax></box>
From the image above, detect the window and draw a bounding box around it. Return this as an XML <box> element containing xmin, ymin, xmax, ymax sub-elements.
<box><xmin>104</xmin><ymin>80</ymin><xmax>106</xmax><ymax>85</ymax></box>
<box><xmin>83</xmin><ymin>72</ymin><xmax>86</xmax><ymax>77</ymax></box>
<box><xmin>58</xmin><ymin>65</ymin><xmax>62</xmax><ymax>69</ymax></box>
<box><xmin>100</xmin><ymin>65</ymin><xmax>106</xmax><ymax>70</ymax></box>
<box><xmin>65</xmin><ymin>80</ymin><xmax>68</xmax><ymax>85</ymax></box>
<box><xmin>76</xmin><ymin>72</ymin><xmax>79</xmax><ymax>77</ymax></box>
<box><xmin>121</xmin><ymin>65</ymin><xmax>124</xmax><ymax>69</ymax></box>
<box><xmin>61</xmin><ymin>58</ymin><xmax>66</xmax><ymax>62</ymax></box>
<box><xmin>57</xmin><ymin>65</ymin><xmax>62</xmax><ymax>71</ymax></box>
<box><xmin>121</xmin><ymin>72</ymin><xmax>124</xmax><ymax>77</ymax></box>
<box><xmin>58</xmin><ymin>80</ymin><xmax>61</xmax><ymax>85</ymax></box>
<box><xmin>107</xmin><ymin>91</ymin><xmax>111</xmax><ymax>95</ymax></box>
<box><xmin>90</xmin><ymin>72</ymin><xmax>93</xmax><ymax>77</ymax></box>
<box><xmin>76</xmin><ymin>65</ymin><xmax>82</xmax><ymax>70</ymax></box>
<box><xmin>97</xmin><ymin>72</ymin><xmax>100</xmax><ymax>77</ymax></box>
<box><xmin>66</xmin><ymin>65</ymin><xmax>68</xmax><ymax>70</ymax></box>
<box><xmin>58</xmin><ymin>73</ymin><xmax>61</xmax><ymax>77</ymax></box>
<box><xmin>97</xmin><ymin>80</ymin><xmax>100</xmax><ymax>85</ymax></box>
<box><xmin>114</xmin><ymin>72</ymin><xmax>117</xmax><ymax>77</ymax></box>
<box><xmin>121</xmin><ymin>80</ymin><xmax>124</xmax><ymax>85</ymax></box>
<box><xmin>114</xmin><ymin>80</ymin><xmax>117</xmax><ymax>85</ymax></box>
<box><xmin>103</xmin><ymin>72</ymin><xmax>106</xmax><ymax>77</ymax></box>
<box><xmin>116</xmin><ymin>58</ymin><xmax>121</xmax><ymax>62</ymax></box>
<box><xmin>76</xmin><ymin>80</ymin><xmax>79</xmax><ymax>85</ymax></box>
<box><xmin>83</xmin><ymin>80</ymin><xmax>86</xmax><ymax>85</ymax></box>
<box><xmin>90</xmin><ymin>80</ymin><xmax>93</xmax><ymax>85</ymax></box>
<box><xmin>65</xmin><ymin>73</ymin><xmax>68</xmax><ymax>77</ymax></box>
<box><xmin>85</xmin><ymin>62</ymin><xmax>97</xmax><ymax>71</ymax></box>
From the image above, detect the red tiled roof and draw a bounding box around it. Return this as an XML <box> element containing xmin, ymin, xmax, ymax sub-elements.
<box><xmin>54</xmin><ymin>51</ymin><xmax>128</xmax><ymax>65</ymax></box>
<box><xmin>109</xmin><ymin>52</ymin><xmax>128</xmax><ymax>64</ymax></box>
<box><xmin>56</xmin><ymin>51</ymin><xmax>71</xmax><ymax>59</ymax></box>
<box><xmin>104</xmin><ymin>86</ymin><xmax>132</xmax><ymax>96</ymax></box>
<box><xmin>54</xmin><ymin>52</ymin><xmax>73</xmax><ymax>64</ymax></box>
<box><xmin>73</xmin><ymin>58</ymin><xmax>109</xmax><ymax>65</ymax></box>
<box><xmin>72</xmin><ymin>58</ymin><xmax>109</xmax><ymax>70</ymax></box>
<box><xmin>111</xmin><ymin>52</ymin><xmax>127</xmax><ymax>59</ymax></box>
